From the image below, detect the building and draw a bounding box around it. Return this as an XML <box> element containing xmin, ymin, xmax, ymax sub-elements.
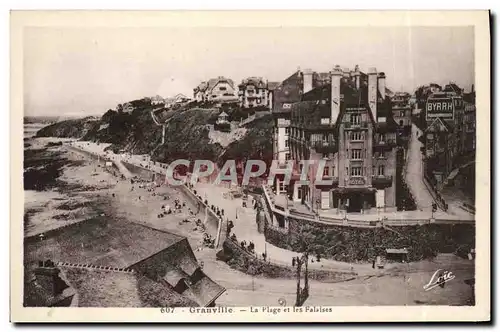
<box><xmin>238</xmin><ymin>77</ymin><xmax>268</xmax><ymax>108</ymax></box>
<box><xmin>422</xmin><ymin>83</ymin><xmax>476</xmax><ymax>188</ymax></box>
<box><xmin>270</xmin><ymin>69</ymin><xmax>304</xmax><ymax>170</ymax></box>
<box><xmin>193</xmin><ymin>76</ymin><xmax>238</xmax><ymax>103</ymax></box>
<box><xmin>164</xmin><ymin>93</ymin><xmax>192</xmax><ymax>109</ymax></box>
<box><xmin>24</xmin><ymin>218</ymin><xmax>225</xmax><ymax>307</ymax></box>
<box><xmin>151</xmin><ymin>95</ymin><xmax>165</xmax><ymax>106</ymax></box>
<box><xmin>274</xmin><ymin>65</ymin><xmax>400</xmax><ymax>213</ymax></box>
<box><xmin>391</xmin><ymin>92</ymin><xmax>412</xmax><ymax>142</ymax></box>
<box><xmin>216</xmin><ymin>111</ymin><xmax>229</xmax><ymax>124</ymax></box>
<box><xmin>391</xmin><ymin>92</ymin><xmax>412</xmax><ymax>127</ymax></box>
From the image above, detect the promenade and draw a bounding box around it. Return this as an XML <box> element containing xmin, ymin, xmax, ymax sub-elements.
<box><xmin>68</xmin><ymin>140</ymin><xmax>474</xmax><ymax>276</ymax></box>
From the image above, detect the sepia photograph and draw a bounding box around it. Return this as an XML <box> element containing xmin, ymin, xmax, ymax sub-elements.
<box><xmin>11</xmin><ymin>10</ymin><xmax>490</xmax><ymax>322</ymax></box>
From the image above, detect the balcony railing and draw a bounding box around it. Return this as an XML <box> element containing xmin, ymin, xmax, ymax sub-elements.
<box><xmin>374</xmin><ymin>139</ymin><xmax>397</xmax><ymax>148</ymax></box>
<box><xmin>343</xmin><ymin>122</ymin><xmax>368</xmax><ymax>129</ymax></box>
<box><xmin>313</xmin><ymin>141</ymin><xmax>338</xmax><ymax>154</ymax></box>
<box><xmin>372</xmin><ymin>175</ymin><xmax>393</xmax><ymax>186</ymax></box>
<box><xmin>317</xmin><ymin>175</ymin><xmax>339</xmax><ymax>185</ymax></box>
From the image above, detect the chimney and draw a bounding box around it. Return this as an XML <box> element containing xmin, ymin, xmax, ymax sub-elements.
<box><xmin>330</xmin><ymin>65</ymin><xmax>343</xmax><ymax>124</ymax></box>
<box><xmin>302</xmin><ymin>68</ymin><xmax>313</xmax><ymax>94</ymax></box>
<box><xmin>342</xmin><ymin>67</ymin><xmax>350</xmax><ymax>78</ymax></box>
<box><xmin>368</xmin><ymin>67</ymin><xmax>378</xmax><ymax>121</ymax></box>
<box><xmin>378</xmin><ymin>72</ymin><xmax>386</xmax><ymax>100</ymax></box>
<box><xmin>353</xmin><ymin>65</ymin><xmax>361</xmax><ymax>90</ymax></box>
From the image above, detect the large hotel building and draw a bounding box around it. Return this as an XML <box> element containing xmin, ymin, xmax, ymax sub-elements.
<box><xmin>271</xmin><ymin>66</ymin><xmax>401</xmax><ymax>214</ymax></box>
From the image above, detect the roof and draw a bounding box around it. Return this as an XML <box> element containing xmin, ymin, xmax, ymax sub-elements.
<box><xmin>291</xmin><ymin>76</ymin><xmax>398</xmax><ymax>132</ymax></box>
<box><xmin>273</xmin><ymin>71</ymin><xmax>303</xmax><ymax>113</ymax></box>
<box><xmin>219</xmin><ymin>111</ymin><xmax>228</xmax><ymax>117</ymax></box>
<box><xmin>181</xmin><ymin>275</ymin><xmax>226</xmax><ymax>307</ymax></box>
<box><xmin>207</xmin><ymin>77</ymin><xmax>235</xmax><ymax>93</ymax></box>
<box><xmin>425</xmin><ymin>117</ymin><xmax>455</xmax><ymax>133</ymax></box>
<box><xmin>24</xmin><ymin>217</ymin><xmax>185</xmax><ymax>269</ymax></box>
<box><xmin>60</xmin><ymin>267</ymin><xmax>198</xmax><ymax>307</ymax></box>
<box><xmin>267</xmin><ymin>82</ymin><xmax>280</xmax><ymax>91</ymax></box>
<box><xmin>239</xmin><ymin>77</ymin><xmax>266</xmax><ymax>88</ymax></box>
<box><xmin>164</xmin><ymin>268</ymin><xmax>190</xmax><ymax>288</ymax></box>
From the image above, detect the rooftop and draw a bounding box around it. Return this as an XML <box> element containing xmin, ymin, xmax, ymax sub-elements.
<box><xmin>25</xmin><ymin>217</ymin><xmax>185</xmax><ymax>269</ymax></box>
<box><xmin>60</xmin><ymin>267</ymin><xmax>198</xmax><ymax>307</ymax></box>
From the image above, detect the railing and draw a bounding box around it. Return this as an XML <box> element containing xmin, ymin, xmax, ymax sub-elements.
<box><xmin>343</xmin><ymin>122</ymin><xmax>368</xmax><ymax>129</ymax></box>
<box><xmin>261</xmin><ymin>184</ymin><xmax>473</xmax><ymax>228</ymax></box>
<box><xmin>313</xmin><ymin>141</ymin><xmax>338</xmax><ymax>154</ymax></box>
<box><xmin>372</xmin><ymin>175</ymin><xmax>393</xmax><ymax>185</ymax></box>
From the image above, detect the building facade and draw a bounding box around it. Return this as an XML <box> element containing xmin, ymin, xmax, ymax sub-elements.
<box><xmin>391</xmin><ymin>92</ymin><xmax>412</xmax><ymax>127</ymax></box>
<box><xmin>237</xmin><ymin>77</ymin><xmax>269</xmax><ymax>108</ymax></box>
<box><xmin>422</xmin><ymin>83</ymin><xmax>476</xmax><ymax>187</ymax></box>
<box><xmin>193</xmin><ymin>76</ymin><xmax>238</xmax><ymax>103</ymax></box>
<box><xmin>273</xmin><ymin>66</ymin><xmax>400</xmax><ymax>213</ymax></box>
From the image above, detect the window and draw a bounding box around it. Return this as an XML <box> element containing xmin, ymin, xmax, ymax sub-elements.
<box><xmin>219</xmin><ymin>87</ymin><xmax>227</xmax><ymax>91</ymax></box>
<box><xmin>351</xmin><ymin>166</ymin><xmax>362</xmax><ymax>176</ymax></box>
<box><xmin>351</xmin><ymin>149</ymin><xmax>362</xmax><ymax>159</ymax></box>
<box><xmin>299</xmin><ymin>164</ymin><xmax>303</xmax><ymax>172</ymax></box>
<box><xmin>285</xmin><ymin>127</ymin><xmax>290</xmax><ymax>135</ymax></box>
<box><xmin>378</xmin><ymin>165</ymin><xmax>385</xmax><ymax>176</ymax></box>
<box><xmin>350</xmin><ymin>114</ymin><xmax>361</xmax><ymax>124</ymax></box>
<box><xmin>285</xmin><ymin>153</ymin><xmax>291</xmax><ymax>161</ymax></box>
<box><xmin>285</xmin><ymin>140</ymin><xmax>289</xmax><ymax>147</ymax></box>
<box><xmin>351</xmin><ymin>131</ymin><xmax>362</xmax><ymax>141</ymax></box>
<box><xmin>323</xmin><ymin>166</ymin><xmax>330</xmax><ymax>176</ymax></box>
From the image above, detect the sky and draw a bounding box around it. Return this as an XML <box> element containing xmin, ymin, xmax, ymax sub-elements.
<box><xmin>24</xmin><ymin>26</ymin><xmax>474</xmax><ymax>117</ymax></box>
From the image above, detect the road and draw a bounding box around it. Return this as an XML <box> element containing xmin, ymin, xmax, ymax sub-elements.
<box><xmin>197</xmin><ymin>249</ymin><xmax>474</xmax><ymax>306</ymax></box>
<box><xmin>405</xmin><ymin>123</ymin><xmax>434</xmax><ymax>211</ymax></box>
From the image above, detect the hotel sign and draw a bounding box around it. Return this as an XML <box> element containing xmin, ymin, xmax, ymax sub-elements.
<box><xmin>349</xmin><ymin>177</ymin><xmax>365</xmax><ymax>185</ymax></box>
<box><xmin>426</xmin><ymin>97</ymin><xmax>455</xmax><ymax>120</ymax></box>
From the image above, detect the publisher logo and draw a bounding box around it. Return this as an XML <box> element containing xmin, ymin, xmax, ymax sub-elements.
<box><xmin>423</xmin><ymin>269</ymin><xmax>455</xmax><ymax>291</ymax></box>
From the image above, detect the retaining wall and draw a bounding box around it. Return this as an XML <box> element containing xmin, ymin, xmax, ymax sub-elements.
<box><xmin>220</xmin><ymin>238</ymin><xmax>357</xmax><ymax>282</ymax></box>
<box><xmin>261</xmin><ymin>186</ymin><xmax>475</xmax><ymax>263</ymax></box>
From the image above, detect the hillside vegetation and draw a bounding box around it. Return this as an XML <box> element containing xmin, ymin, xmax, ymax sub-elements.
<box><xmin>35</xmin><ymin>98</ymin><xmax>273</xmax><ymax>167</ymax></box>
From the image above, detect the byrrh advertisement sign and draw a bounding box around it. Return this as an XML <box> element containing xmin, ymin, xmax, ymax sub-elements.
<box><xmin>426</xmin><ymin>95</ymin><xmax>455</xmax><ymax>120</ymax></box>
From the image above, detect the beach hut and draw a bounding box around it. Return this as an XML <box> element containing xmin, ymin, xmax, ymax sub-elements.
<box><xmin>385</xmin><ymin>248</ymin><xmax>409</xmax><ymax>263</ymax></box>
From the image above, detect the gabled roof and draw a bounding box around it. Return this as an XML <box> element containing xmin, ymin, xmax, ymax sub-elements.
<box><xmin>239</xmin><ymin>77</ymin><xmax>266</xmax><ymax>88</ymax></box>
<box><xmin>267</xmin><ymin>82</ymin><xmax>280</xmax><ymax>91</ymax></box>
<box><xmin>219</xmin><ymin>111</ymin><xmax>228</xmax><ymax>117</ymax></box>
<box><xmin>207</xmin><ymin>77</ymin><xmax>235</xmax><ymax>93</ymax></box>
<box><xmin>425</xmin><ymin>117</ymin><xmax>454</xmax><ymax>133</ymax></box>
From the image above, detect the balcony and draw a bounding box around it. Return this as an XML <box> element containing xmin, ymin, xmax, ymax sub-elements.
<box><xmin>313</xmin><ymin>141</ymin><xmax>338</xmax><ymax>154</ymax></box>
<box><xmin>374</xmin><ymin>139</ymin><xmax>397</xmax><ymax>149</ymax></box>
<box><xmin>372</xmin><ymin>175</ymin><xmax>393</xmax><ymax>186</ymax></box>
<box><xmin>316</xmin><ymin>175</ymin><xmax>339</xmax><ymax>186</ymax></box>
<box><xmin>343</xmin><ymin>122</ymin><xmax>369</xmax><ymax>130</ymax></box>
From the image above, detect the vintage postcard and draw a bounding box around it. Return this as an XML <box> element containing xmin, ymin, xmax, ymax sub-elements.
<box><xmin>11</xmin><ymin>10</ymin><xmax>490</xmax><ymax>322</ymax></box>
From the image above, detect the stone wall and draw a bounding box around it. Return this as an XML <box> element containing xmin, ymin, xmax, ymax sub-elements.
<box><xmin>220</xmin><ymin>238</ymin><xmax>357</xmax><ymax>282</ymax></box>
<box><xmin>264</xmin><ymin>215</ymin><xmax>475</xmax><ymax>263</ymax></box>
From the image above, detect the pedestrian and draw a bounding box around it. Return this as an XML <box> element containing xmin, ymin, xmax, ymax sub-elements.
<box><xmin>292</xmin><ymin>257</ymin><xmax>296</xmax><ymax>267</ymax></box>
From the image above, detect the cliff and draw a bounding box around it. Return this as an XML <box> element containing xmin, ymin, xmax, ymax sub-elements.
<box><xmin>34</xmin><ymin>98</ymin><xmax>274</xmax><ymax>167</ymax></box>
